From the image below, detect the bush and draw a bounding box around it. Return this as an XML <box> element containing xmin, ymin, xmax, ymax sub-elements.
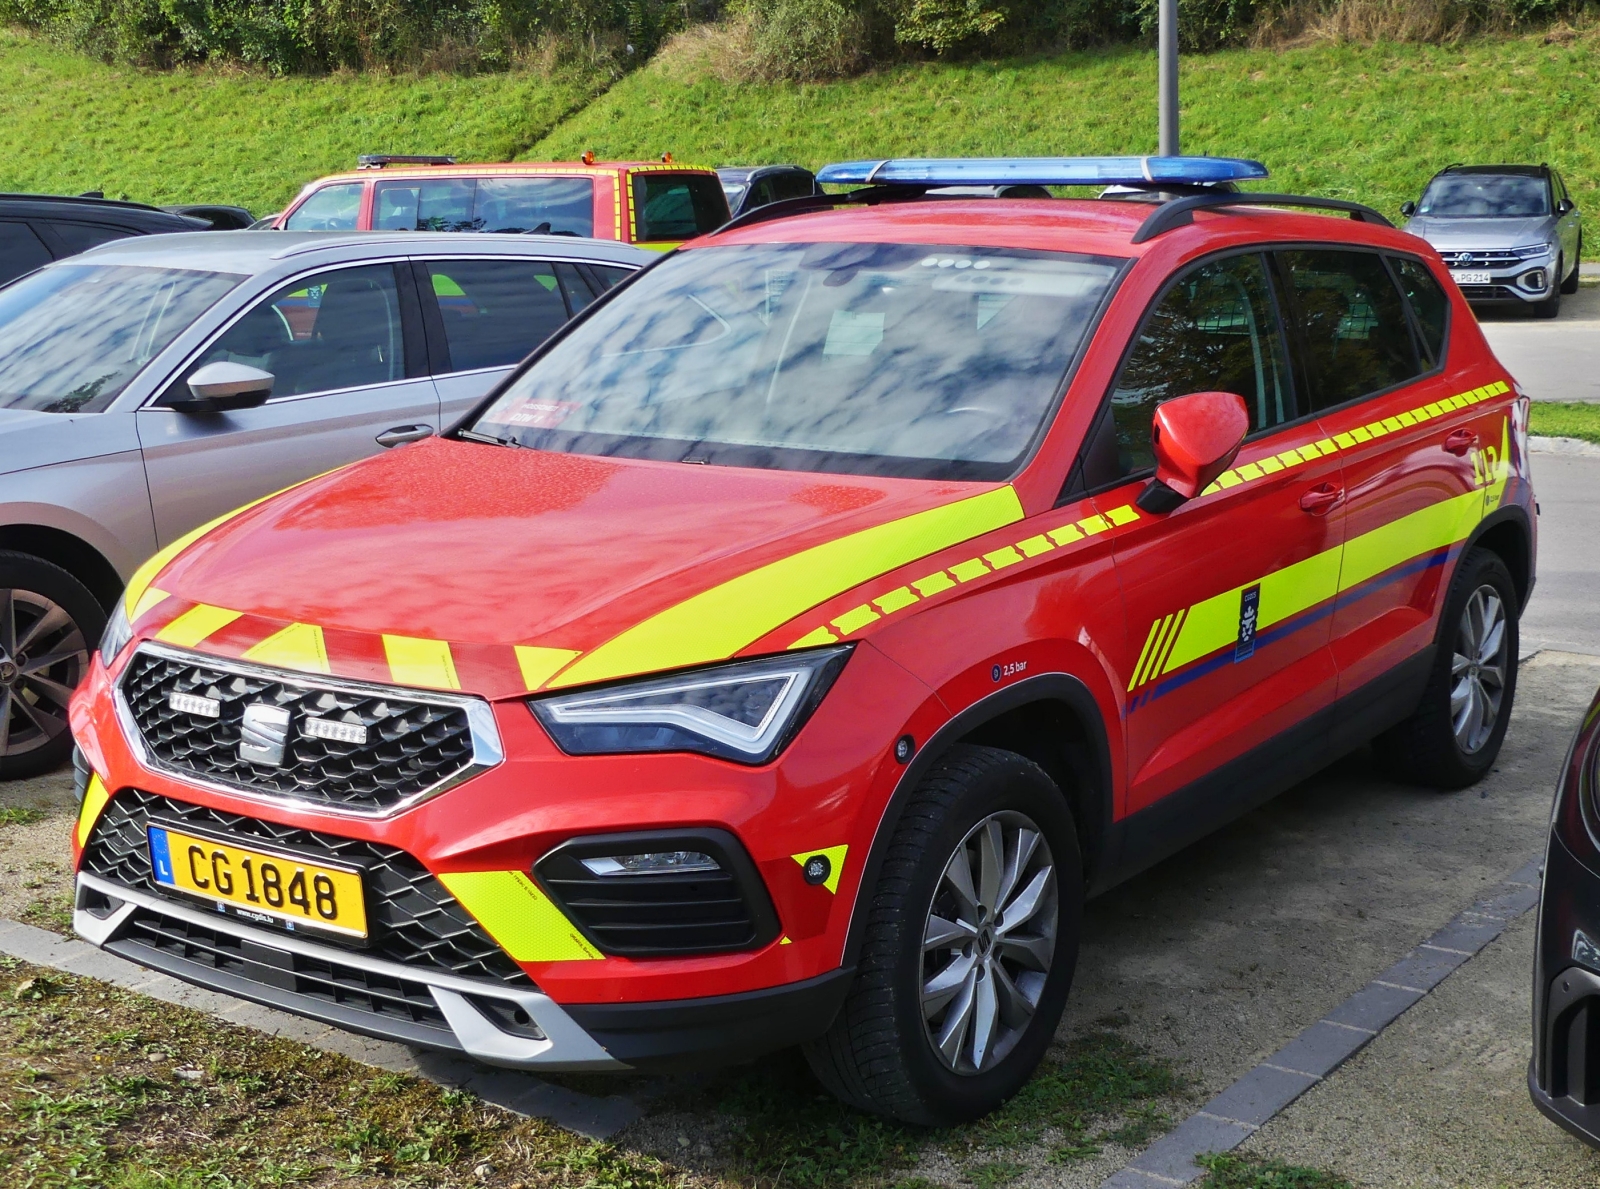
<box><xmin>738</xmin><ymin>0</ymin><xmax>867</xmax><ymax>79</ymax></box>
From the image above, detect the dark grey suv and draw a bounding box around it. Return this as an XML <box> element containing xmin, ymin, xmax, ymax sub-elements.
<box><xmin>1401</xmin><ymin>164</ymin><xmax>1581</xmax><ymax>318</ymax></box>
<box><xmin>0</xmin><ymin>194</ymin><xmax>206</xmax><ymax>288</ymax></box>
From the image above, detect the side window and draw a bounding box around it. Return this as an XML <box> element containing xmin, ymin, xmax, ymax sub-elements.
<box><xmin>176</xmin><ymin>264</ymin><xmax>405</xmax><ymax>400</ymax></box>
<box><xmin>424</xmin><ymin>259</ymin><xmax>568</xmax><ymax>372</ymax></box>
<box><xmin>772</xmin><ymin>172</ymin><xmax>818</xmax><ymax>201</ymax></box>
<box><xmin>1280</xmin><ymin>249</ymin><xmax>1420</xmax><ymax>410</ymax></box>
<box><xmin>375</xmin><ymin>178</ymin><xmax>475</xmax><ymax>232</ymax></box>
<box><xmin>1389</xmin><ymin>256</ymin><xmax>1449</xmax><ymax>369</ymax></box>
<box><xmin>0</xmin><ymin>222</ymin><xmax>53</xmax><ymax>285</ymax></box>
<box><xmin>632</xmin><ymin>174</ymin><xmax>730</xmax><ymax>241</ymax></box>
<box><xmin>1108</xmin><ymin>253</ymin><xmax>1294</xmax><ymax>477</ymax></box>
<box><xmin>47</xmin><ymin>221</ymin><xmax>135</xmax><ymax>256</ymax></box>
<box><xmin>587</xmin><ymin>264</ymin><xmax>632</xmax><ymax>292</ymax></box>
<box><xmin>282</xmin><ymin>183</ymin><xmax>364</xmax><ymax>231</ymax></box>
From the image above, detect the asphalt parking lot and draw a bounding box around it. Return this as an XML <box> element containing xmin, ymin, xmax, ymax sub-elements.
<box><xmin>2</xmin><ymin>365</ymin><xmax>1598</xmax><ymax>1187</ymax></box>
<box><xmin>1478</xmin><ymin>281</ymin><xmax>1600</xmax><ymax>403</ymax></box>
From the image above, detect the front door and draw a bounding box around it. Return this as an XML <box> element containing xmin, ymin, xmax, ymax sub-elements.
<box><xmin>136</xmin><ymin>262</ymin><xmax>440</xmax><ymax>545</ymax></box>
<box><xmin>1095</xmin><ymin>250</ymin><xmax>1346</xmax><ymax>815</ymax></box>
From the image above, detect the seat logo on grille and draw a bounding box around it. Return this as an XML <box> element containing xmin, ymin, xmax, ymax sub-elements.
<box><xmin>240</xmin><ymin>703</ymin><xmax>292</xmax><ymax>767</ymax></box>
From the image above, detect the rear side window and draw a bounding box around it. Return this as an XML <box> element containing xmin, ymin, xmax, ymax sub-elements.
<box><xmin>47</xmin><ymin>221</ymin><xmax>136</xmax><ymax>255</ymax></box>
<box><xmin>0</xmin><ymin>221</ymin><xmax>53</xmax><ymax>286</ymax></box>
<box><xmin>771</xmin><ymin>172</ymin><xmax>818</xmax><ymax>201</ymax></box>
<box><xmin>178</xmin><ymin>264</ymin><xmax>405</xmax><ymax>399</ymax></box>
<box><xmin>1389</xmin><ymin>256</ymin><xmax>1449</xmax><ymax>369</ymax></box>
<box><xmin>587</xmin><ymin>264</ymin><xmax>632</xmax><ymax>292</ymax></box>
<box><xmin>425</xmin><ymin>259</ymin><xmax>569</xmax><ymax>372</ymax></box>
<box><xmin>632</xmin><ymin>174</ymin><xmax>729</xmax><ymax>242</ymax></box>
<box><xmin>1109</xmin><ymin>252</ymin><xmax>1294</xmax><ymax>476</ymax></box>
<box><xmin>375</xmin><ymin>177</ymin><xmax>595</xmax><ymax>236</ymax></box>
<box><xmin>283</xmin><ymin>183</ymin><xmax>364</xmax><ymax>231</ymax></box>
<box><xmin>1281</xmin><ymin>250</ymin><xmax>1420</xmax><ymax>410</ymax></box>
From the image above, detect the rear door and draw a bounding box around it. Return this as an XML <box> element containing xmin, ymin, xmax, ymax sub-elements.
<box><xmin>417</xmin><ymin>256</ymin><xmax>607</xmax><ymax>424</ymax></box>
<box><xmin>136</xmin><ymin>261</ymin><xmax>440</xmax><ymax>544</ymax></box>
<box><xmin>1277</xmin><ymin>248</ymin><xmax>1500</xmax><ymax>717</ymax></box>
<box><xmin>1097</xmin><ymin>250</ymin><xmax>1346</xmax><ymax>815</ymax></box>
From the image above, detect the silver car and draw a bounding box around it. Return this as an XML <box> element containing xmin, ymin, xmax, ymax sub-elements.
<box><xmin>0</xmin><ymin>231</ymin><xmax>649</xmax><ymax>777</ymax></box>
<box><xmin>1401</xmin><ymin>164</ymin><xmax>1581</xmax><ymax>318</ymax></box>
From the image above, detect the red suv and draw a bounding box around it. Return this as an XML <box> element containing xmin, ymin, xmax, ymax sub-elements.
<box><xmin>70</xmin><ymin>158</ymin><xmax>1535</xmax><ymax>1125</ymax></box>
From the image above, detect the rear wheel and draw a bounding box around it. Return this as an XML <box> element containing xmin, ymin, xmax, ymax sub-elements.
<box><xmin>803</xmin><ymin>744</ymin><xmax>1081</xmax><ymax>1124</ymax></box>
<box><xmin>1373</xmin><ymin>547</ymin><xmax>1518</xmax><ymax>789</ymax></box>
<box><xmin>1534</xmin><ymin>258</ymin><xmax>1564</xmax><ymax>318</ymax></box>
<box><xmin>0</xmin><ymin>551</ymin><xmax>103</xmax><ymax>780</ymax></box>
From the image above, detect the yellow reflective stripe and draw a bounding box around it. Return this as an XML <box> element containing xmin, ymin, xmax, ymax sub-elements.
<box><xmin>514</xmin><ymin>645</ymin><xmax>581</xmax><ymax>691</ymax></box>
<box><xmin>791</xmin><ymin>844</ymin><xmax>849</xmax><ymax>894</ymax></box>
<box><xmin>382</xmin><ymin>635</ymin><xmax>460</xmax><ymax>690</ymax></box>
<box><xmin>874</xmin><ymin>586</ymin><xmax>918</xmax><ymax>615</ymax></box>
<box><xmin>129</xmin><ymin>586</ymin><xmax>170</xmax><ymax>623</ymax></box>
<box><xmin>832</xmin><ymin>604</ymin><xmax>880</xmax><ymax>634</ymax></box>
<box><xmin>788</xmin><ymin>626</ymin><xmax>840</xmax><ymax>649</ymax></box>
<box><xmin>552</xmin><ymin>486</ymin><xmax>1025</xmax><ymax>688</ymax></box>
<box><xmin>1162</xmin><ymin>547</ymin><xmax>1341</xmax><ymax>676</ymax></box>
<box><xmin>1341</xmin><ymin>487</ymin><xmax>1485</xmax><ymax>593</ymax></box>
<box><xmin>436</xmin><ymin>871</ymin><xmax>601</xmax><ymax>962</ymax></box>
<box><xmin>1128</xmin><ymin>618</ymin><xmax>1165</xmax><ymax>691</ymax></box>
<box><xmin>242</xmin><ymin>622</ymin><xmax>329</xmax><ymax>675</ymax></box>
<box><xmin>156</xmin><ymin>603</ymin><xmax>242</xmax><ymax>648</ymax></box>
<box><xmin>76</xmin><ymin>774</ymin><xmax>111</xmax><ymax>848</ymax></box>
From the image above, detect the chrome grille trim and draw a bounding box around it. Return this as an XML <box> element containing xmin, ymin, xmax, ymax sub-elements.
<box><xmin>114</xmin><ymin>641</ymin><xmax>503</xmax><ymax>819</ymax></box>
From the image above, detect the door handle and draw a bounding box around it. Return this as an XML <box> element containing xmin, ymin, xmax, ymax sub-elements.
<box><xmin>376</xmin><ymin>424</ymin><xmax>434</xmax><ymax>448</ymax></box>
<box><xmin>1299</xmin><ymin>482</ymin><xmax>1343</xmax><ymax>515</ymax></box>
<box><xmin>1443</xmin><ymin>428</ymin><xmax>1479</xmax><ymax>456</ymax></box>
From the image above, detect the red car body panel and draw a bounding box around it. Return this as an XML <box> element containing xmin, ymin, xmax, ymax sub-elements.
<box><xmin>71</xmin><ymin>196</ymin><xmax>1536</xmax><ymax>1028</ymax></box>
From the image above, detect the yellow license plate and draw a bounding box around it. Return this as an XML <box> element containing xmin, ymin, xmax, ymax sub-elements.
<box><xmin>148</xmin><ymin>824</ymin><xmax>369</xmax><ymax>939</ymax></box>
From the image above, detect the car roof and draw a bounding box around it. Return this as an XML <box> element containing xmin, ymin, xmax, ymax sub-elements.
<box><xmin>716</xmin><ymin>165</ymin><xmax>813</xmax><ymax>183</ymax></box>
<box><xmin>0</xmin><ymin>194</ymin><xmax>203</xmax><ymax>231</ymax></box>
<box><xmin>700</xmin><ymin>196</ymin><xmax>1427</xmax><ymax>260</ymax></box>
<box><xmin>1438</xmin><ymin>164</ymin><xmax>1549</xmax><ymax>178</ymax></box>
<box><xmin>71</xmin><ymin>230</ymin><xmax>657</xmax><ymax>274</ymax></box>
<box><xmin>301</xmin><ymin>161</ymin><xmax>718</xmax><ymax>187</ymax></box>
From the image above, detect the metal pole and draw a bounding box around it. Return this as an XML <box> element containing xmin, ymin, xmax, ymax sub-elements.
<box><xmin>1158</xmin><ymin>0</ymin><xmax>1179</xmax><ymax>156</ymax></box>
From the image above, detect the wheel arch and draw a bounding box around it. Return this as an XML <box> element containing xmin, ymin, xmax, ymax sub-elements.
<box><xmin>840</xmin><ymin>673</ymin><xmax>1114</xmax><ymax>969</ymax></box>
<box><xmin>1466</xmin><ymin>505</ymin><xmax>1533</xmax><ymax>614</ymax></box>
<box><xmin>0</xmin><ymin>525</ymin><xmax>124</xmax><ymax>611</ymax></box>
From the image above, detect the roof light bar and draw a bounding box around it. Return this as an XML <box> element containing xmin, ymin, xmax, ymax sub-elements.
<box><xmin>357</xmin><ymin>154</ymin><xmax>457</xmax><ymax>169</ymax></box>
<box><xmin>815</xmin><ymin>156</ymin><xmax>1268</xmax><ymax>189</ymax></box>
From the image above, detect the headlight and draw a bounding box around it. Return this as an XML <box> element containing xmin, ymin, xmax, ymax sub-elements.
<box><xmin>98</xmin><ymin>600</ymin><xmax>132</xmax><ymax>667</ymax></box>
<box><xmin>530</xmin><ymin>645</ymin><xmax>852</xmax><ymax>764</ymax></box>
<box><xmin>1512</xmin><ymin>244</ymin><xmax>1553</xmax><ymax>259</ymax></box>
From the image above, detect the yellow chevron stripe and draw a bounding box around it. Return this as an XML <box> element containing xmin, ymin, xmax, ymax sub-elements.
<box><xmin>382</xmin><ymin>635</ymin><xmax>460</xmax><ymax>690</ymax></box>
<box><xmin>243</xmin><ymin>622</ymin><xmax>330</xmax><ymax>675</ymax></box>
<box><xmin>514</xmin><ymin>645</ymin><xmax>581</xmax><ymax>691</ymax></box>
<box><xmin>557</xmin><ymin>486</ymin><xmax>1025</xmax><ymax>686</ymax></box>
<box><xmin>76</xmin><ymin>774</ymin><xmax>112</xmax><ymax>848</ymax></box>
<box><xmin>1128</xmin><ymin>618</ymin><xmax>1166</xmax><ymax>691</ymax></box>
<box><xmin>155</xmin><ymin>603</ymin><xmax>242</xmax><ymax>649</ymax></box>
<box><xmin>436</xmin><ymin>871</ymin><xmax>601</xmax><ymax>962</ymax></box>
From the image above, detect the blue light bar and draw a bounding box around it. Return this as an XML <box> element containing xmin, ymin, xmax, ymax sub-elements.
<box><xmin>814</xmin><ymin>156</ymin><xmax>1269</xmax><ymax>188</ymax></box>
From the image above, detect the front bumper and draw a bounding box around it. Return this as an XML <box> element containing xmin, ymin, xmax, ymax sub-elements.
<box><xmin>1451</xmin><ymin>265</ymin><xmax>1555</xmax><ymax>304</ymax></box>
<box><xmin>1531</xmin><ymin>831</ymin><xmax>1600</xmax><ymax>1148</ymax></box>
<box><xmin>75</xmin><ymin>870</ymin><xmax>853</xmax><ymax>1071</ymax></box>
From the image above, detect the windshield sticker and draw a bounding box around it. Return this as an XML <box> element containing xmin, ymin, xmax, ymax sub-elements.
<box><xmin>823</xmin><ymin>310</ymin><xmax>885</xmax><ymax>356</ymax></box>
<box><xmin>482</xmin><ymin>398</ymin><xmax>578</xmax><ymax>429</ymax></box>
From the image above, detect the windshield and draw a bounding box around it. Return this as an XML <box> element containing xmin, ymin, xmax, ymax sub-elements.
<box><xmin>469</xmin><ymin>242</ymin><xmax>1123</xmax><ymax>480</ymax></box>
<box><xmin>0</xmin><ymin>264</ymin><xmax>243</xmax><ymax>413</ymax></box>
<box><xmin>1418</xmin><ymin>173</ymin><xmax>1550</xmax><ymax>218</ymax></box>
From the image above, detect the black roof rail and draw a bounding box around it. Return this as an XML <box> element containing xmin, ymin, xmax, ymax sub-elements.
<box><xmin>1132</xmin><ymin>191</ymin><xmax>1394</xmax><ymax>244</ymax></box>
<box><xmin>0</xmin><ymin>191</ymin><xmax>168</xmax><ymax>213</ymax></box>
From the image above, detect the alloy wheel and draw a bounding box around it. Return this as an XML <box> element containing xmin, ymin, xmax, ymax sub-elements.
<box><xmin>0</xmin><ymin>587</ymin><xmax>87</xmax><ymax>759</ymax></box>
<box><xmin>1451</xmin><ymin>584</ymin><xmax>1507</xmax><ymax>755</ymax></box>
<box><xmin>921</xmin><ymin>810</ymin><xmax>1057</xmax><ymax>1075</ymax></box>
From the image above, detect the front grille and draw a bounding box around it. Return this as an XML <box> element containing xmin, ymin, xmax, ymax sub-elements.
<box><xmin>1440</xmin><ymin>250</ymin><xmax>1531</xmax><ymax>270</ymax></box>
<box><xmin>535</xmin><ymin>830</ymin><xmax>779</xmax><ymax>956</ymax></box>
<box><xmin>119</xmin><ymin>647</ymin><xmax>479</xmax><ymax>812</ymax></box>
<box><xmin>121</xmin><ymin>905</ymin><xmax>452</xmax><ymax>1032</ymax></box>
<box><xmin>83</xmin><ymin>789</ymin><xmax>530</xmax><ymax>987</ymax></box>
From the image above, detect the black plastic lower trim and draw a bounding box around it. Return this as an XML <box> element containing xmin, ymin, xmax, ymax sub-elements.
<box><xmin>564</xmin><ymin>965</ymin><xmax>855</xmax><ymax>1071</ymax></box>
<box><xmin>1531</xmin><ymin>1059</ymin><xmax>1600</xmax><ymax>1150</ymax></box>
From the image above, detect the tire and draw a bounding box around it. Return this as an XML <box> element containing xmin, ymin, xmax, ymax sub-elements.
<box><xmin>0</xmin><ymin>551</ymin><xmax>104</xmax><ymax>780</ymax></box>
<box><xmin>1562</xmin><ymin>239</ymin><xmax>1582</xmax><ymax>294</ymax></box>
<box><xmin>1534</xmin><ymin>258</ymin><xmax>1563</xmax><ymax>318</ymax></box>
<box><xmin>802</xmin><ymin>744</ymin><xmax>1082</xmax><ymax>1125</ymax></box>
<box><xmin>1373</xmin><ymin>547</ymin><xmax>1518</xmax><ymax>790</ymax></box>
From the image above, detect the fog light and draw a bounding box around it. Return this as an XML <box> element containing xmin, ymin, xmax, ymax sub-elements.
<box><xmin>1522</xmin><ymin>269</ymin><xmax>1548</xmax><ymax>291</ymax></box>
<box><xmin>578</xmin><ymin>851</ymin><xmax>721</xmax><ymax>877</ymax></box>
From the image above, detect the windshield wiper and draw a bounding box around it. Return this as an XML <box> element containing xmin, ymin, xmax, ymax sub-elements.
<box><xmin>456</xmin><ymin>428</ymin><xmax>521</xmax><ymax>448</ymax></box>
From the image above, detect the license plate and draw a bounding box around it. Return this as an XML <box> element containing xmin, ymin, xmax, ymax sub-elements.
<box><xmin>1451</xmin><ymin>270</ymin><xmax>1492</xmax><ymax>285</ymax></box>
<box><xmin>148</xmin><ymin>823</ymin><xmax>369</xmax><ymax>938</ymax></box>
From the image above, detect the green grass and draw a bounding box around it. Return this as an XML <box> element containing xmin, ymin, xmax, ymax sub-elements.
<box><xmin>1196</xmin><ymin>1152</ymin><xmax>1354</xmax><ymax>1188</ymax></box>
<box><xmin>0</xmin><ymin>29</ymin><xmax>610</xmax><ymax>215</ymax></box>
<box><xmin>0</xmin><ymin>808</ymin><xmax>45</xmax><ymax>827</ymax></box>
<box><xmin>536</xmin><ymin>30</ymin><xmax>1600</xmax><ymax>214</ymax></box>
<box><xmin>1529</xmin><ymin>400</ymin><xmax>1600</xmax><ymax>444</ymax></box>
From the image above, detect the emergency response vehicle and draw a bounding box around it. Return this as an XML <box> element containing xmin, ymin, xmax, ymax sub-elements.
<box><xmin>69</xmin><ymin>157</ymin><xmax>1536</xmax><ymax>1124</ymax></box>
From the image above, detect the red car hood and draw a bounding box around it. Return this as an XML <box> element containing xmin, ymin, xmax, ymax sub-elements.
<box><xmin>130</xmin><ymin>438</ymin><xmax>1022</xmax><ymax>699</ymax></box>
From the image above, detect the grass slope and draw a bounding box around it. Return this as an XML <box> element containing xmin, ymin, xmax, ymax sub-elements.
<box><xmin>1530</xmin><ymin>400</ymin><xmax>1600</xmax><ymax>443</ymax></box>
<box><xmin>0</xmin><ymin>30</ymin><xmax>606</xmax><ymax>215</ymax></box>
<box><xmin>534</xmin><ymin>31</ymin><xmax>1600</xmax><ymax>212</ymax></box>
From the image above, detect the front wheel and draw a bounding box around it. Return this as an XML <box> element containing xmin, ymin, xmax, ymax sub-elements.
<box><xmin>0</xmin><ymin>551</ymin><xmax>104</xmax><ymax>780</ymax></box>
<box><xmin>1374</xmin><ymin>547</ymin><xmax>1518</xmax><ymax>789</ymax></box>
<box><xmin>803</xmin><ymin>744</ymin><xmax>1082</xmax><ymax>1125</ymax></box>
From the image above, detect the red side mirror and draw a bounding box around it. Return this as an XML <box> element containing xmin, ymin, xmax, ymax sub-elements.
<box><xmin>1137</xmin><ymin>390</ymin><xmax>1250</xmax><ymax>514</ymax></box>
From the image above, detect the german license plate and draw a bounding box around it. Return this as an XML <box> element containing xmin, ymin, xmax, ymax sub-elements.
<box><xmin>147</xmin><ymin>823</ymin><xmax>369</xmax><ymax>938</ymax></box>
<box><xmin>1451</xmin><ymin>270</ymin><xmax>1492</xmax><ymax>285</ymax></box>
